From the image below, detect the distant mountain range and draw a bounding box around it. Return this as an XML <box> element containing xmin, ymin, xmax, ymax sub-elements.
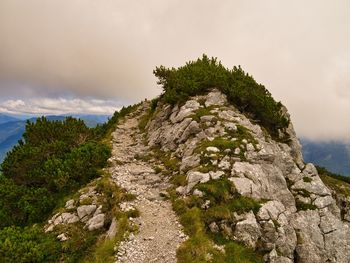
<box><xmin>0</xmin><ymin>113</ymin><xmax>110</xmax><ymax>163</ymax></box>
<box><xmin>0</xmin><ymin>114</ymin><xmax>21</xmax><ymax>124</ymax></box>
<box><xmin>301</xmin><ymin>139</ymin><xmax>350</xmax><ymax>176</ymax></box>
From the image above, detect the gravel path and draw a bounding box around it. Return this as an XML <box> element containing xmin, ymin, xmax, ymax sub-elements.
<box><xmin>109</xmin><ymin>105</ymin><xmax>186</xmax><ymax>263</ymax></box>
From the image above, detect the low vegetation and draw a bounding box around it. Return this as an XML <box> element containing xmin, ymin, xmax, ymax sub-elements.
<box><xmin>317</xmin><ymin>166</ymin><xmax>350</xmax><ymax>196</ymax></box>
<box><xmin>0</xmin><ymin>117</ymin><xmax>110</xmax><ymax>228</ymax></box>
<box><xmin>169</xmin><ymin>178</ymin><xmax>263</xmax><ymax>263</ymax></box>
<box><xmin>151</xmin><ymin>145</ymin><xmax>262</xmax><ymax>262</ymax></box>
<box><xmin>0</xmin><ymin>104</ymin><xmax>140</xmax><ymax>262</ymax></box>
<box><xmin>154</xmin><ymin>54</ymin><xmax>289</xmax><ymax>139</ymax></box>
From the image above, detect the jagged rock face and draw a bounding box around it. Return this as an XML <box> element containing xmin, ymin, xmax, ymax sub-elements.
<box><xmin>147</xmin><ymin>89</ymin><xmax>350</xmax><ymax>262</ymax></box>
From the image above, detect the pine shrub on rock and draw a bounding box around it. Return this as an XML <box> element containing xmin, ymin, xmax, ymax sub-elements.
<box><xmin>154</xmin><ymin>54</ymin><xmax>289</xmax><ymax>138</ymax></box>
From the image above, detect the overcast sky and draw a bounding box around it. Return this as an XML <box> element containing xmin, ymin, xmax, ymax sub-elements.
<box><xmin>0</xmin><ymin>0</ymin><xmax>350</xmax><ymax>140</ymax></box>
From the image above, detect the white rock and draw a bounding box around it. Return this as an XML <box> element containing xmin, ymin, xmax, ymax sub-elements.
<box><xmin>234</xmin><ymin>211</ymin><xmax>261</xmax><ymax>249</ymax></box>
<box><xmin>209</xmin><ymin>170</ymin><xmax>225</xmax><ymax>180</ymax></box>
<box><xmin>65</xmin><ymin>199</ymin><xmax>75</xmax><ymax>209</ymax></box>
<box><xmin>246</xmin><ymin>143</ymin><xmax>255</xmax><ymax>152</ymax></box>
<box><xmin>193</xmin><ymin>189</ymin><xmax>204</xmax><ymax>197</ymax></box>
<box><xmin>57</xmin><ymin>233</ymin><xmax>69</xmax><ymax>242</ymax></box>
<box><xmin>224</xmin><ymin>122</ymin><xmax>237</xmax><ymax>131</ymax></box>
<box><xmin>86</xmin><ymin>213</ymin><xmax>105</xmax><ymax>231</ymax></box>
<box><xmin>234</xmin><ymin>148</ymin><xmax>241</xmax><ymax>155</ymax></box>
<box><xmin>186</xmin><ymin>171</ymin><xmax>210</xmax><ymax>190</ymax></box>
<box><xmin>77</xmin><ymin>205</ymin><xmax>97</xmax><ymax>220</ymax></box>
<box><xmin>218</xmin><ymin>156</ymin><xmax>231</xmax><ymax>170</ymax></box>
<box><xmin>206</xmin><ymin>146</ymin><xmax>220</xmax><ymax>153</ymax></box>
<box><xmin>209</xmin><ymin>222</ymin><xmax>219</xmax><ymax>233</ymax></box>
<box><xmin>205</xmin><ymin>89</ymin><xmax>227</xmax><ymax>107</ymax></box>
<box><xmin>106</xmin><ymin>218</ymin><xmax>118</xmax><ymax>240</ymax></box>
<box><xmin>61</xmin><ymin>212</ymin><xmax>79</xmax><ymax>224</ymax></box>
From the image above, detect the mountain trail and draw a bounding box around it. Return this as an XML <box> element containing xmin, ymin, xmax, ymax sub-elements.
<box><xmin>109</xmin><ymin>104</ymin><xmax>186</xmax><ymax>263</ymax></box>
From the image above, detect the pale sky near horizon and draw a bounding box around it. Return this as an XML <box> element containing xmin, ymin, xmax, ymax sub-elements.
<box><xmin>1</xmin><ymin>0</ymin><xmax>350</xmax><ymax>140</ymax></box>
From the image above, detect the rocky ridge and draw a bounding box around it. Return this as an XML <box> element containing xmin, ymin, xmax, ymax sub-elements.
<box><xmin>144</xmin><ymin>89</ymin><xmax>350</xmax><ymax>263</ymax></box>
<box><xmin>42</xmin><ymin>89</ymin><xmax>350</xmax><ymax>262</ymax></box>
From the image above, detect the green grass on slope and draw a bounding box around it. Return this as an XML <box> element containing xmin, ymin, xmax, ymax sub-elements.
<box><xmin>168</xmin><ymin>178</ymin><xmax>263</xmax><ymax>263</ymax></box>
<box><xmin>317</xmin><ymin>166</ymin><xmax>350</xmax><ymax>196</ymax></box>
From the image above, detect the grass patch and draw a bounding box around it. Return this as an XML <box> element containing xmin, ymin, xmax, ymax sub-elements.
<box><xmin>168</xmin><ymin>178</ymin><xmax>263</xmax><ymax>263</ymax></box>
<box><xmin>317</xmin><ymin>166</ymin><xmax>350</xmax><ymax>197</ymax></box>
<box><xmin>198</xmin><ymin>137</ymin><xmax>237</xmax><ymax>152</ymax></box>
<box><xmin>197</xmin><ymin>178</ymin><xmax>234</xmax><ymax>203</ymax></box>
<box><xmin>138</xmin><ymin>98</ymin><xmax>159</xmax><ymax>132</ymax></box>
<box><xmin>151</xmin><ymin>146</ymin><xmax>180</xmax><ymax>174</ymax></box>
<box><xmin>296</xmin><ymin>200</ymin><xmax>317</xmax><ymax>211</ymax></box>
<box><xmin>195</xmin><ymin>125</ymin><xmax>257</xmax><ymax>164</ymax></box>
<box><xmin>79</xmin><ymin>197</ymin><xmax>93</xmax><ymax>205</ymax></box>
<box><xmin>190</xmin><ymin>106</ymin><xmax>217</xmax><ymax>122</ymax></box>
<box><xmin>303</xmin><ymin>177</ymin><xmax>312</xmax><ymax>183</ymax></box>
<box><xmin>228</xmin><ymin>194</ymin><xmax>261</xmax><ymax>215</ymax></box>
<box><xmin>171</xmin><ymin>174</ymin><xmax>187</xmax><ymax>187</ymax></box>
<box><xmin>294</xmin><ymin>188</ymin><xmax>311</xmax><ymax>198</ymax></box>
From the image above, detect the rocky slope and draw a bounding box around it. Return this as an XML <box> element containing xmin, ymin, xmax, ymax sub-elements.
<box><xmin>42</xmin><ymin>89</ymin><xmax>350</xmax><ymax>262</ymax></box>
<box><xmin>143</xmin><ymin>89</ymin><xmax>350</xmax><ymax>262</ymax></box>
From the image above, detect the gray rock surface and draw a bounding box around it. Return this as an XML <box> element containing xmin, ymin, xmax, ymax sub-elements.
<box><xmin>77</xmin><ymin>205</ymin><xmax>97</xmax><ymax>221</ymax></box>
<box><xmin>234</xmin><ymin>211</ymin><xmax>261</xmax><ymax>248</ymax></box>
<box><xmin>145</xmin><ymin>89</ymin><xmax>350</xmax><ymax>262</ymax></box>
<box><xmin>87</xmin><ymin>213</ymin><xmax>105</xmax><ymax>231</ymax></box>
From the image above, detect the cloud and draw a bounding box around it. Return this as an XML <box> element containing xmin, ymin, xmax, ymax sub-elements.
<box><xmin>1</xmin><ymin>0</ymin><xmax>350</xmax><ymax>139</ymax></box>
<box><xmin>0</xmin><ymin>98</ymin><xmax>120</xmax><ymax>115</ymax></box>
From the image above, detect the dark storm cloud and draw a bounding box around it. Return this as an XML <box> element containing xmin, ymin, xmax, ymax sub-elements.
<box><xmin>1</xmin><ymin>0</ymin><xmax>350</xmax><ymax>139</ymax></box>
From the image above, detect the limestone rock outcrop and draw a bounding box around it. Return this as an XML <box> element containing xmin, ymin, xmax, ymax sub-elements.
<box><xmin>146</xmin><ymin>89</ymin><xmax>350</xmax><ymax>262</ymax></box>
<box><xmin>45</xmin><ymin>186</ymin><xmax>106</xmax><ymax>240</ymax></box>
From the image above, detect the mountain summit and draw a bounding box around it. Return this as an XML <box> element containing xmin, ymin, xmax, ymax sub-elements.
<box><xmin>2</xmin><ymin>57</ymin><xmax>350</xmax><ymax>263</ymax></box>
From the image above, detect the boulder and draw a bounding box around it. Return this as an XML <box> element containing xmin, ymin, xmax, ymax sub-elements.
<box><xmin>206</xmin><ymin>146</ymin><xmax>220</xmax><ymax>153</ymax></box>
<box><xmin>186</xmin><ymin>171</ymin><xmax>210</xmax><ymax>190</ymax></box>
<box><xmin>77</xmin><ymin>205</ymin><xmax>97</xmax><ymax>221</ymax></box>
<box><xmin>65</xmin><ymin>199</ymin><xmax>75</xmax><ymax>210</ymax></box>
<box><xmin>180</xmin><ymin>154</ymin><xmax>200</xmax><ymax>172</ymax></box>
<box><xmin>234</xmin><ymin>211</ymin><xmax>261</xmax><ymax>249</ymax></box>
<box><xmin>106</xmin><ymin>218</ymin><xmax>118</xmax><ymax>240</ymax></box>
<box><xmin>86</xmin><ymin>213</ymin><xmax>105</xmax><ymax>231</ymax></box>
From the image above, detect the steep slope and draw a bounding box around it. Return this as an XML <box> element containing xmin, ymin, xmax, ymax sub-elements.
<box><xmin>141</xmin><ymin>89</ymin><xmax>350</xmax><ymax>263</ymax></box>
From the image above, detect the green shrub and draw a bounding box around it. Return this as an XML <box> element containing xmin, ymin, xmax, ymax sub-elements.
<box><xmin>0</xmin><ymin>226</ymin><xmax>61</xmax><ymax>263</ymax></box>
<box><xmin>154</xmin><ymin>55</ymin><xmax>289</xmax><ymax>138</ymax></box>
<box><xmin>0</xmin><ymin>118</ymin><xmax>110</xmax><ymax>228</ymax></box>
